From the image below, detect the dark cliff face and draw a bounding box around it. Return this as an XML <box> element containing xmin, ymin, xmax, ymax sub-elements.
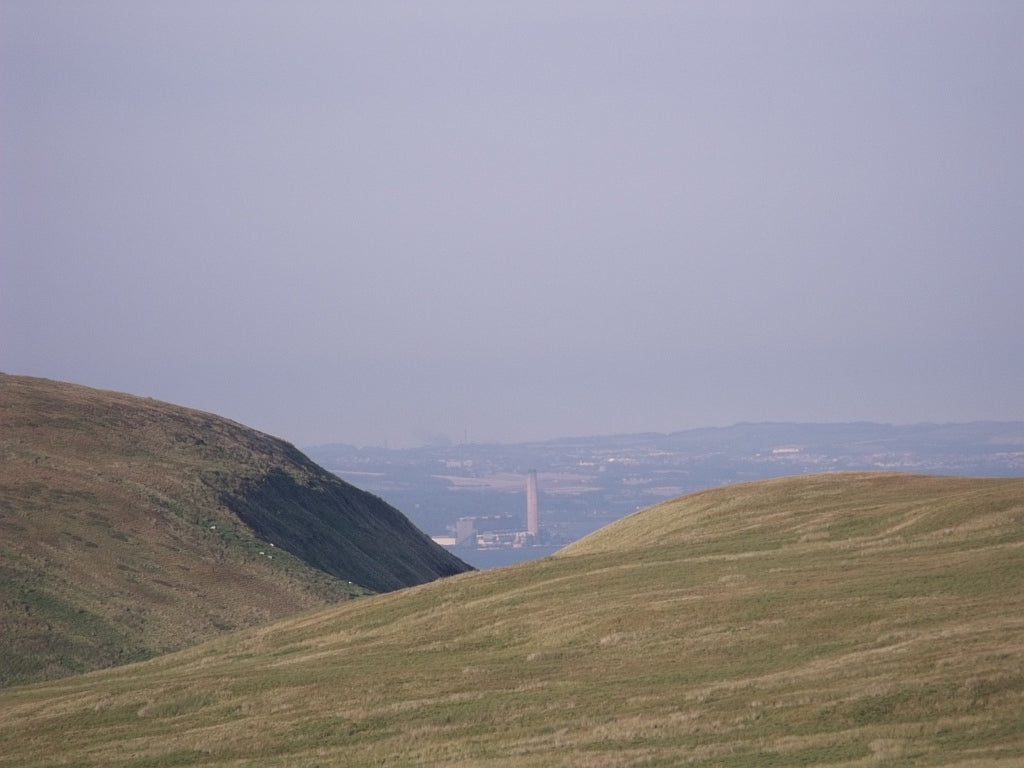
<box><xmin>220</xmin><ymin>465</ymin><xmax>472</xmax><ymax>594</ymax></box>
<box><xmin>0</xmin><ymin>373</ymin><xmax>472</xmax><ymax>685</ymax></box>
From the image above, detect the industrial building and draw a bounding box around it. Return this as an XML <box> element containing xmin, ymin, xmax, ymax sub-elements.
<box><xmin>449</xmin><ymin>470</ymin><xmax>541</xmax><ymax>550</ymax></box>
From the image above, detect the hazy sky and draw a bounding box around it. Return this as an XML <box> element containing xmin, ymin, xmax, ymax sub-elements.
<box><xmin>3</xmin><ymin>2</ymin><xmax>1022</xmax><ymax>448</ymax></box>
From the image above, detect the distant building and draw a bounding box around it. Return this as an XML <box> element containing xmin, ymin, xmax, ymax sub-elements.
<box><xmin>454</xmin><ymin>515</ymin><xmax>518</xmax><ymax>547</ymax></box>
<box><xmin>448</xmin><ymin>473</ymin><xmax>541</xmax><ymax>550</ymax></box>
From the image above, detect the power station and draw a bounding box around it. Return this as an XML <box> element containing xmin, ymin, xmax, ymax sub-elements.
<box><xmin>447</xmin><ymin>470</ymin><xmax>541</xmax><ymax>550</ymax></box>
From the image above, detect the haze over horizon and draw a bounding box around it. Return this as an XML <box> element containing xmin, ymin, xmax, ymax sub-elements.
<box><xmin>3</xmin><ymin>2</ymin><xmax>1022</xmax><ymax>449</ymax></box>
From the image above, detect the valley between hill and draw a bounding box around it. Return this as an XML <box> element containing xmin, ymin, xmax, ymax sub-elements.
<box><xmin>1</xmin><ymin>473</ymin><xmax>1021</xmax><ymax>766</ymax></box>
<box><xmin>0</xmin><ymin>374</ymin><xmax>471</xmax><ymax>687</ymax></box>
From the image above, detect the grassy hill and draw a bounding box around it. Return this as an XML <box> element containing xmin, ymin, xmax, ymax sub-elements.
<box><xmin>1</xmin><ymin>472</ymin><xmax>1022</xmax><ymax>766</ymax></box>
<box><xmin>0</xmin><ymin>374</ymin><xmax>471</xmax><ymax>686</ymax></box>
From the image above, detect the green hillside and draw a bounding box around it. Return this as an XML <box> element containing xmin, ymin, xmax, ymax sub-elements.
<box><xmin>1</xmin><ymin>473</ymin><xmax>1022</xmax><ymax>766</ymax></box>
<box><xmin>0</xmin><ymin>374</ymin><xmax>471</xmax><ymax>686</ymax></box>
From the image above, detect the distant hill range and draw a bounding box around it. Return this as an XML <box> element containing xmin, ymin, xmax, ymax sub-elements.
<box><xmin>308</xmin><ymin>421</ymin><xmax>1024</xmax><ymax>545</ymax></box>
<box><xmin>0</xmin><ymin>374</ymin><xmax>471</xmax><ymax>686</ymax></box>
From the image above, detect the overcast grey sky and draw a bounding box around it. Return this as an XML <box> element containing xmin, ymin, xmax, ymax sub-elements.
<box><xmin>2</xmin><ymin>2</ymin><xmax>1022</xmax><ymax>448</ymax></box>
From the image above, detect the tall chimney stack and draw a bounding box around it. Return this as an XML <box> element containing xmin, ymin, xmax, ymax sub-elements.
<box><xmin>526</xmin><ymin>470</ymin><xmax>539</xmax><ymax>536</ymax></box>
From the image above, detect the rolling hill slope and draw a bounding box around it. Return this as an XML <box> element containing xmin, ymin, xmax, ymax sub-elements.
<box><xmin>0</xmin><ymin>374</ymin><xmax>471</xmax><ymax>686</ymax></box>
<box><xmin>1</xmin><ymin>473</ymin><xmax>1022</xmax><ymax>766</ymax></box>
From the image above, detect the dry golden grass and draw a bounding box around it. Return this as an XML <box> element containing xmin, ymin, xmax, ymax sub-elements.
<box><xmin>1</xmin><ymin>473</ymin><xmax>1022</xmax><ymax>766</ymax></box>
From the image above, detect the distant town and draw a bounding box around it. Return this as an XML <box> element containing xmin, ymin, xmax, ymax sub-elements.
<box><xmin>306</xmin><ymin>421</ymin><xmax>1024</xmax><ymax>568</ymax></box>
